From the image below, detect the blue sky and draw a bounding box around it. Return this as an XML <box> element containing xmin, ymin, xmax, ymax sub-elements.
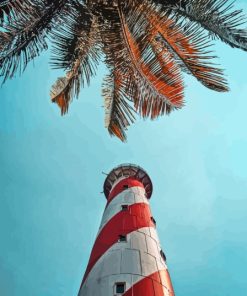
<box><xmin>1</xmin><ymin>2</ymin><xmax>247</xmax><ymax>295</ymax></box>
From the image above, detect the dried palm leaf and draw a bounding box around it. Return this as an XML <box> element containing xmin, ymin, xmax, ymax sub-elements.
<box><xmin>103</xmin><ymin>68</ymin><xmax>135</xmax><ymax>142</ymax></box>
<box><xmin>50</xmin><ymin>5</ymin><xmax>101</xmax><ymax>114</ymax></box>
<box><xmin>134</xmin><ymin>1</ymin><xmax>228</xmax><ymax>92</ymax></box>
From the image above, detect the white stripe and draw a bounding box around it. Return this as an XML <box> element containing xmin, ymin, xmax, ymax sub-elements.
<box><xmin>110</xmin><ymin>175</ymin><xmax>131</xmax><ymax>189</ymax></box>
<box><xmin>97</xmin><ymin>186</ymin><xmax>149</xmax><ymax>234</ymax></box>
<box><xmin>80</xmin><ymin>227</ymin><xmax>168</xmax><ymax>296</ymax></box>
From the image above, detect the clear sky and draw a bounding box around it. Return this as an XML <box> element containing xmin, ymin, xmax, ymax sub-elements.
<box><xmin>1</xmin><ymin>2</ymin><xmax>247</xmax><ymax>295</ymax></box>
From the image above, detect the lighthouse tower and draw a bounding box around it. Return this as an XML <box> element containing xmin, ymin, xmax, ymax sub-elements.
<box><xmin>78</xmin><ymin>164</ymin><xmax>175</xmax><ymax>295</ymax></box>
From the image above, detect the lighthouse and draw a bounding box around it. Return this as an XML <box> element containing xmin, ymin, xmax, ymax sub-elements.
<box><xmin>78</xmin><ymin>164</ymin><xmax>175</xmax><ymax>295</ymax></box>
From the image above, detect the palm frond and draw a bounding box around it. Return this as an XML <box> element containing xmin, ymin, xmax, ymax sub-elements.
<box><xmin>98</xmin><ymin>4</ymin><xmax>181</xmax><ymax>140</ymax></box>
<box><xmin>0</xmin><ymin>0</ymin><xmax>68</xmax><ymax>82</ymax></box>
<box><xmin>103</xmin><ymin>69</ymin><xmax>135</xmax><ymax>142</ymax></box>
<box><xmin>50</xmin><ymin>5</ymin><xmax>101</xmax><ymax>114</ymax></box>
<box><xmin>0</xmin><ymin>0</ymin><xmax>35</xmax><ymax>24</ymax></box>
<box><xmin>97</xmin><ymin>7</ymin><xmax>137</xmax><ymax>140</ymax></box>
<box><xmin>160</xmin><ymin>0</ymin><xmax>247</xmax><ymax>51</ymax></box>
<box><xmin>50</xmin><ymin>76</ymin><xmax>71</xmax><ymax>114</ymax></box>
<box><xmin>135</xmin><ymin>1</ymin><xmax>229</xmax><ymax>92</ymax></box>
<box><xmin>121</xmin><ymin>3</ymin><xmax>184</xmax><ymax>117</ymax></box>
<box><xmin>1</xmin><ymin>0</ymin><xmax>247</xmax><ymax>141</ymax></box>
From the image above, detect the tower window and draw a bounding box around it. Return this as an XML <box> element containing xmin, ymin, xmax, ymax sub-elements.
<box><xmin>121</xmin><ymin>205</ymin><xmax>128</xmax><ymax>211</ymax></box>
<box><xmin>151</xmin><ymin>216</ymin><xmax>156</xmax><ymax>225</ymax></box>
<box><xmin>123</xmin><ymin>184</ymin><xmax>129</xmax><ymax>190</ymax></box>
<box><xmin>160</xmin><ymin>249</ymin><xmax>166</xmax><ymax>262</ymax></box>
<box><xmin>115</xmin><ymin>282</ymin><xmax>125</xmax><ymax>294</ymax></box>
<box><xmin>118</xmin><ymin>235</ymin><xmax>127</xmax><ymax>242</ymax></box>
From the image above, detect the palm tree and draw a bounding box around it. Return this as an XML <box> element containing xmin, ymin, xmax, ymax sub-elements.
<box><xmin>1</xmin><ymin>0</ymin><xmax>247</xmax><ymax>141</ymax></box>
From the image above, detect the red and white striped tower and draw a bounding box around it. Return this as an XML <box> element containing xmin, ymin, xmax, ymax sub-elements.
<box><xmin>78</xmin><ymin>164</ymin><xmax>175</xmax><ymax>296</ymax></box>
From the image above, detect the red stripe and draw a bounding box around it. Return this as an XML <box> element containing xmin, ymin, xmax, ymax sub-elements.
<box><xmin>107</xmin><ymin>177</ymin><xmax>145</xmax><ymax>205</ymax></box>
<box><xmin>81</xmin><ymin>203</ymin><xmax>154</xmax><ymax>285</ymax></box>
<box><xmin>123</xmin><ymin>270</ymin><xmax>175</xmax><ymax>296</ymax></box>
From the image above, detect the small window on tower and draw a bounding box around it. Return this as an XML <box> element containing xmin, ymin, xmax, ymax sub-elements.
<box><xmin>118</xmin><ymin>235</ymin><xmax>127</xmax><ymax>242</ymax></box>
<box><xmin>115</xmin><ymin>282</ymin><xmax>125</xmax><ymax>294</ymax></box>
<box><xmin>151</xmin><ymin>216</ymin><xmax>156</xmax><ymax>225</ymax></box>
<box><xmin>121</xmin><ymin>205</ymin><xmax>128</xmax><ymax>211</ymax></box>
<box><xmin>160</xmin><ymin>249</ymin><xmax>167</xmax><ymax>262</ymax></box>
<box><xmin>123</xmin><ymin>184</ymin><xmax>129</xmax><ymax>190</ymax></box>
